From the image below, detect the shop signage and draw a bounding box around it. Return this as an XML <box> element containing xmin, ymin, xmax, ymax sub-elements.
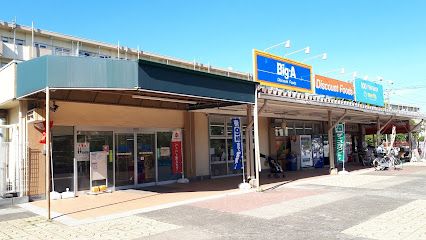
<box><xmin>314</xmin><ymin>75</ymin><xmax>354</xmax><ymax>100</ymax></box>
<box><xmin>354</xmin><ymin>78</ymin><xmax>384</xmax><ymax>106</ymax></box>
<box><xmin>171</xmin><ymin>129</ymin><xmax>183</xmax><ymax>174</ymax></box>
<box><xmin>253</xmin><ymin>50</ymin><xmax>313</xmax><ymax>93</ymax></box>
<box><xmin>76</xmin><ymin>143</ymin><xmax>90</xmax><ymax>161</ymax></box>
<box><xmin>335</xmin><ymin>123</ymin><xmax>345</xmax><ymax>163</ymax></box>
<box><xmin>231</xmin><ymin>118</ymin><xmax>243</xmax><ymax>170</ymax></box>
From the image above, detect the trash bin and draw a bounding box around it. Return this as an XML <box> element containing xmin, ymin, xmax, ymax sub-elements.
<box><xmin>286</xmin><ymin>153</ymin><xmax>297</xmax><ymax>171</ymax></box>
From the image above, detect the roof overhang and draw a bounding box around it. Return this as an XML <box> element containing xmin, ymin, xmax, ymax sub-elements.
<box><xmin>16</xmin><ymin>56</ymin><xmax>257</xmax><ymax>110</ymax></box>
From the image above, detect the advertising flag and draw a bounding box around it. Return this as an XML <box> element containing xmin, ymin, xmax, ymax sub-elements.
<box><xmin>231</xmin><ymin>118</ymin><xmax>243</xmax><ymax>170</ymax></box>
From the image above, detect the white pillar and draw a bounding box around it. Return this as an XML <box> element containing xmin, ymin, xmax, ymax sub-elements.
<box><xmin>253</xmin><ymin>90</ymin><xmax>261</xmax><ymax>189</ymax></box>
<box><xmin>45</xmin><ymin>87</ymin><xmax>51</xmax><ymax>220</ymax></box>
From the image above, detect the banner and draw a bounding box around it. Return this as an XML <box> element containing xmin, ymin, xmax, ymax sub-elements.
<box><xmin>314</xmin><ymin>75</ymin><xmax>354</xmax><ymax>100</ymax></box>
<box><xmin>354</xmin><ymin>78</ymin><xmax>384</xmax><ymax>106</ymax></box>
<box><xmin>231</xmin><ymin>118</ymin><xmax>243</xmax><ymax>170</ymax></box>
<box><xmin>253</xmin><ymin>50</ymin><xmax>313</xmax><ymax>93</ymax></box>
<box><xmin>171</xmin><ymin>129</ymin><xmax>183</xmax><ymax>174</ymax></box>
<box><xmin>335</xmin><ymin>123</ymin><xmax>345</xmax><ymax>163</ymax></box>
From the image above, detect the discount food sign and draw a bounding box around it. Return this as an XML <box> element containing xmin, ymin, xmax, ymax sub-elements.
<box><xmin>314</xmin><ymin>75</ymin><xmax>354</xmax><ymax>100</ymax></box>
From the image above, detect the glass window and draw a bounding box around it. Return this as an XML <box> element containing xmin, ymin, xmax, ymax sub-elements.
<box><xmin>51</xmin><ymin>126</ymin><xmax>74</xmax><ymax>193</ymax></box>
<box><xmin>157</xmin><ymin>132</ymin><xmax>180</xmax><ymax>181</ymax></box>
<box><xmin>209</xmin><ymin>116</ymin><xmax>247</xmax><ymax>177</ymax></box>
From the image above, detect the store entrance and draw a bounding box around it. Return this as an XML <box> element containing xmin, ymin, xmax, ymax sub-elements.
<box><xmin>136</xmin><ymin>133</ymin><xmax>156</xmax><ymax>184</ymax></box>
<box><xmin>76</xmin><ymin>131</ymin><xmax>114</xmax><ymax>191</ymax></box>
<box><xmin>115</xmin><ymin>133</ymin><xmax>135</xmax><ymax>187</ymax></box>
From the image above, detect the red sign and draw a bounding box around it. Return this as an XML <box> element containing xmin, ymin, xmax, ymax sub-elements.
<box><xmin>171</xmin><ymin>129</ymin><xmax>183</xmax><ymax>174</ymax></box>
<box><xmin>36</xmin><ymin>121</ymin><xmax>54</xmax><ymax>144</ymax></box>
<box><xmin>171</xmin><ymin>141</ymin><xmax>183</xmax><ymax>174</ymax></box>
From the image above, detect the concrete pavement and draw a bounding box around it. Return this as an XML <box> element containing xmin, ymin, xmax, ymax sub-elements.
<box><xmin>1</xmin><ymin>165</ymin><xmax>425</xmax><ymax>239</ymax></box>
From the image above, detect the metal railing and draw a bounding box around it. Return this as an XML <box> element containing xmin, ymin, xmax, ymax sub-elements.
<box><xmin>0</xmin><ymin>141</ymin><xmax>24</xmax><ymax>197</ymax></box>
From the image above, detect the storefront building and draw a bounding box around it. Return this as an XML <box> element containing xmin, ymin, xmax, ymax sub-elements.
<box><xmin>1</xmin><ymin>55</ymin><xmax>259</xmax><ymax>199</ymax></box>
<box><xmin>1</xmin><ymin>25</ymin><xmax>425</xmax><ymax>202</ymax></box>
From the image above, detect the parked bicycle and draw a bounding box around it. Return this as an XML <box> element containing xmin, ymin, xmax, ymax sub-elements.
<box><xmin>373</xmin><ymin>148</ymin><xmax>403</xmax><ymax>171</ymax></box>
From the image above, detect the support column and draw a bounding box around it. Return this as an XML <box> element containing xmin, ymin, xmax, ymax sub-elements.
<box><xmin>253</xmin><ymin>91</ymin><xmax>261</xmax><ymax>189</ymax></box>
<box><xmin>183</xmin><ymin>112</ymin><xmax>196</xmax><ymax>178</ymax></box>
<box><xmin>245</xmin><ymin>104</ymin><xmax>253</xmax><ymax>180</ymax></box>
<box><xmin>327</xmin><ymin>110</ymin><xmax>335</xmax><ymax>171</ymax></box>
<box><xmin>18</xmin><ymin>101</ymin><xmax>28</xmax><ymax>197</ymax></box>
<box><xmin>45</xmin><ymin>87</ymin><xmax>51</xmax><ymax>220</ymax></box>
<box><xmin>376</xmin><ymin>117</ymin><xmax>381</xmax><ymax>147</ymax></box>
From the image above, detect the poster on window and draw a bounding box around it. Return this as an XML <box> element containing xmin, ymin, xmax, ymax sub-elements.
<box><xmin>76</xmin><ymin>143</ymin><xmax>90</xmax><ymax>161</ymax></box>
<box><xmin>171</xmin><ymin>129</ymin><xmax>183</xmax><ymax>174</ymax></box>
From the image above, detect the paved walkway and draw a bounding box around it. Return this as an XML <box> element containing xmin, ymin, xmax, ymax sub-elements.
<box><xmin>2</xmin><ymin>164</ymin><xmax>425</xmax><ymax>239</ymax></box>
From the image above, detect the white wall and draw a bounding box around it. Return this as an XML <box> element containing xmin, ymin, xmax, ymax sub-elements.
<box><xmin>0</xmin><ymin>62</ymin><xmax>16</xmax><ymax>105</ymax></box>
<box><xmin>51</xmin><ymin>101</ymin><xmax>184</xmax><ymax>129</ymax></box>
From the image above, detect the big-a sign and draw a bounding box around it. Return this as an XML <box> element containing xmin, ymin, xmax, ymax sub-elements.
<box><xmin>253</xmin><ymin>50</ymin><xmax>313</xmax><ymax>93</ymax></box>
<box><xmin>354</xmin><ymin>78</ymin><xmax>384</xmax><ymax>107</ymax></box>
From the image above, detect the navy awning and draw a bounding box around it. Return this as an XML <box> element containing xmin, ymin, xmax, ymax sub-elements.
<box><xmin>138</xmin><ymin>60</ymin><xmax>256</xmax><ymax>104</ymax></box>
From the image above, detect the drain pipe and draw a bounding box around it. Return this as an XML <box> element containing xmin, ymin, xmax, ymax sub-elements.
<box><xmin>0</xmin><ymin>110</ymin><xmax>7</xmax><ymax>197</ymax></box>
<box><xmin>0</xmin><ymin>110</ymin><xmax>6</xmax><ymax>143</ymax></box>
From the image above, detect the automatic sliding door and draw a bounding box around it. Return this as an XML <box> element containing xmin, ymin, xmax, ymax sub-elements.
<box><xmin>115</xmin><ymin>134</ymin><xmax>135</xmax><ymax>186</ymax></box>
<box><xmin>76</xmin><ymin>131</ymin><xmax>113</xmax><ymax>191</ymax></box>
<box><xmin>136</xmin><ymin>134</ymin><xmax>155</xmax><ymax>184</ymax></box>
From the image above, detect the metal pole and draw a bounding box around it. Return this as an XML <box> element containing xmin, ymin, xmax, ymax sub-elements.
<box><xmin>328</xmin><ymin>110</ymin><xmax>335</xmax><ymax>171</ymax></box>
<box><xmin>31</xmin><ymin>22</ymin><xmax>34</xmax><ymax>59</ymax></box>
<box><xmin>240</xmin><ymin>117</ymin><xmax>246</xmax><ymax>184</ymax></box>
<box><xmin>45</xmin><ymin>87</ymin><xmax>51</xmax><ymax>220</ymax></box>
<box><xmin>245</xmin><ymin>105</ymin><xmax>252</xmax><ymax>179</ymax></box>
<box><xmin>376</xmin><ymin>117</ymin><xmax>381</xmax><ymax>147</ymax></box>
<box><xmin>253</xmin><ymin>89</ymin><xmax>261</xmax><ymax>189</ymax></box>
<box><xmin>117</xmin><ymin>41</ymin><xmax>120</xmax><ymax>59</ymax></box>
<box><xmin>137</xmin><ymin>45</ymin><xmax>140</xmax><ymax>59</ymax></box>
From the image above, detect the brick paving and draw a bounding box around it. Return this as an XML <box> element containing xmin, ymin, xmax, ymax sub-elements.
<box><xmin>342</xmin><ymin>200</ymin><xmax>426</xmax><ymax>240</ymax></box>
<box><xmin>0</xmin><ymin>215</ymin><xmax>180</xmax><ymax>240</ymax></box>
<box><xmin>1</xmin><ymin>165</ymin><xmax>425</xmax><ymax>239</ymax></box>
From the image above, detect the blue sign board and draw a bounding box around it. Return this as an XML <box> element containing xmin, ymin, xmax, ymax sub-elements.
<box><xmin>253</xmin><ymin>50</ymin><xmax>313</xmax><ymax>93</ymax></box>
<box><xmin>231</xmin><ymin>118</ymin><xmax>243</xmax><ymax>170</ymax></box>
<box><xmin>354</xmin><ymin>78</ymin><xmax>384</xmax><ymax>106</ymax></box>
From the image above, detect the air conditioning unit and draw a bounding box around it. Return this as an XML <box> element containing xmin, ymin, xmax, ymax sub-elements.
<box><xmin>26</xmin><ymin>108</ymin><xmax>44</xmax><ymax>123</ymax></box>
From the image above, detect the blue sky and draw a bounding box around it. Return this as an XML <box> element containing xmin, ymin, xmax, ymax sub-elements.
<box><xmin>2</xmin><ymin>0</ymin><xmax>426</xmax><ymax>109</ymax></box>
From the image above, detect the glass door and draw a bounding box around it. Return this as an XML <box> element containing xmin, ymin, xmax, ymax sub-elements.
<box><xmin>52</xmin><ymin>126</ymin><xmax>74</xmax><ymax>193</ymax></box>
<box><xmin>76</xmin><ymin>131</ymin><xmax>113</xmax><ymax>191</ymax></box>
<box><xmin>157</xmin><ymin>132</ymin><xmax>179</xmax><ymax>181</ymax></box>
<box><xmin>115</xmin><ymin>133</ymin><xmax>135</xmax><ymax>186</ymax></box>
<box><xmin>136</xmin><ymin>134</ymin><xmax>156</xmax><ymax>184</ymax></box>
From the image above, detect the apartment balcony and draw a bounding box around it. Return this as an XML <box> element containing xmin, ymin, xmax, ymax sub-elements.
<box><xmin>0</xmin><ymin>42</ymin><xmax>31</xmax><ymax>61</ymax></box>
<box><xmin>0</xmin><ymin>43</ymin><xmax>56</xmax><ymax>61</ymax></box>
<box><xmin>0</xmin><ymin>61</ymin><xmax>17</xmax><ymax>107</ymax></box>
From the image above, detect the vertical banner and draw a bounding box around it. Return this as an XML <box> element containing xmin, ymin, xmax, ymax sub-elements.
<box><xmin>232</xmin><ymin>118</ymin><xmax>243</xmax><ymax>170</ymax></box>
<box><xmin>335</xmin><ymin>123</ymin><xmax>345</xmax><ymax>163</ymax></box>
<box><xmin>171</xmin><ymin>129</ymin><xmax>183</xmax><ymax>174</ymax></box>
